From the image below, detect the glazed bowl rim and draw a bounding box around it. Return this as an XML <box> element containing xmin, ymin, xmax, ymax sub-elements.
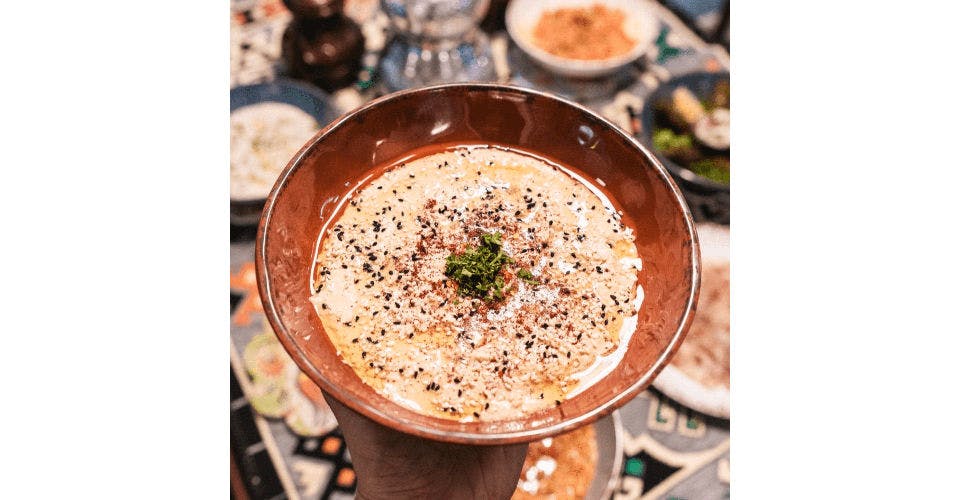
<box><xmin>256</xmin><ymin>82</ymin><xmax>700</xmax><ymax>444</ymax></box>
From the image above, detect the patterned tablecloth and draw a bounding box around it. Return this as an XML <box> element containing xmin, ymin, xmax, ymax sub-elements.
<box><xmin>230</xmin><ymin>1</ymin><xmax>729</xmax><ymax>499</ymax></box>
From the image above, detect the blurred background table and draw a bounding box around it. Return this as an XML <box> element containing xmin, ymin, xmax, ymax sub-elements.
<box><xmin>231</xmin><ymin>1</ymin><xmax>729</xmax><ymax>498</ymax></box>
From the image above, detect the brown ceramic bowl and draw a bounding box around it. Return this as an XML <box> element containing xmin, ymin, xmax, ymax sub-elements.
<box><xmin>256</xmin><ymin>83</ymin><xmax>700</xmax><ymax>445</ymax></box>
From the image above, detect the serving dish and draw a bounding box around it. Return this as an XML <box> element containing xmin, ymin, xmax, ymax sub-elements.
<box><xmin>517</xmin><ymin>410</ymin><xmax>623</xmax><ymax>499</ymax></box>
<box><xmin>505</xmin><ymin>0</ymin><xmax>659</xmax><ymax>78</ymax></box>
<box><xmin>230</xmin><ymin>78</ymin><xmax>339</xmax><ymax>226</ymax></box>
<box><xmin>587</xmin><ymin>411</ymin><xmax>624</xmax><ymax>500</ymax></box>
<box><xmin>638</xmin><ymin>71</ymin><xmax>730</xmax><ymax>194</ymax></box>
<box><xmin>256</xmin><ymin>83</ymin><xmax>699</xmax><ymax>444</ymax></box>
<box><xmin>652</xmin><ymin>223</ymin><xmax>728</xmax><ymax>418</ymax></box>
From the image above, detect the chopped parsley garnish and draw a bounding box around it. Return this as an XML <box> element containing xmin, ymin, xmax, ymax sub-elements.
<box><xmin>445</xmin><ymin>232</ymin><xmax>540</xmax><ymax>301</ymax></box>
<box><xmin>517</xmin><ymin>268</ymin><xmax>539</xmax><ymax>285</ymax></box>
<box><xmin>445</xmin><ymin>232</ymin><xmax>513</xmax><ymax>301</ymax></box>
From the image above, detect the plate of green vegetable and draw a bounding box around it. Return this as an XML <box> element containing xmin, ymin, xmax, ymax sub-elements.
<box><xmin>640</xmin><ymin>71</ymin><xmax>730</xmax><ymax>191</ymax></box>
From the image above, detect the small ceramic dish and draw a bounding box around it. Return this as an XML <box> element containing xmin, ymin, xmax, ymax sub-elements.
<box><xmin>638</xmin><ymin>71</ymin><xmax>731</xmax><ymax>194</ymax></box>
<box><xmin>588</xmin><ymin>411</ymin><xmax>624</xmax><ymax>500</ymax></box>
<box><xmin>256</xmin><ymin>83</ymin><xmax>699</xmax><ymax>444</ymax></box>
<box><xmin>505</xmin><ymin>0</ymin><xmax>659</xmax><ymax>78</ymax></box>
<box><xmin>230</xmin><ymin>78</ymin><xmax>339</xmax><ymax>226</ymax></box>
<box><xmin>517</xmin><ymin>411</ymin><xmax>623</xmax><ymax>499</ymax></box>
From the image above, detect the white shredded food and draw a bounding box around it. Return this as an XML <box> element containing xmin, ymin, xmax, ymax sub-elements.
<box><xmin>230</xmin><ymin>102</ymin><xmax>319</xmax><ymax>200</ymax></box>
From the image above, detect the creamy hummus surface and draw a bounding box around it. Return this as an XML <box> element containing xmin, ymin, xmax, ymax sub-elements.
<box><xmin>310</xmin><ymin>146</ymin><xmax>643</xmax><ymax>421</ymax></box>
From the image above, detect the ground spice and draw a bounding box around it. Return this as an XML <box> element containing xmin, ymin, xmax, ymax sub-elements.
<box><xmin>532</xmin><ymin>4</ymin><xmax>636</xmax><ymax>60</ymax></box>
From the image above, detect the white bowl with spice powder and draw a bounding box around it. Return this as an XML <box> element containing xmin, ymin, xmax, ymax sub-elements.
<box><xmin>506</xmin><ymin>0</ymin><xmax>659</xmax><ymax>78</ymax></box>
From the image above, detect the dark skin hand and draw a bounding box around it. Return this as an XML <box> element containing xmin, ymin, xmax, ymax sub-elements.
<box><xmin>323</xmin><ymin>391</ymin><xmax>529</xmax><ymax>500</ymax></box>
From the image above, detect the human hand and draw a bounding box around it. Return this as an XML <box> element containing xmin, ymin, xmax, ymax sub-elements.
<box><xmin>323</xmin><ymin>391</ymin><xmax>528</xmax><ymax>500</ymax></box>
